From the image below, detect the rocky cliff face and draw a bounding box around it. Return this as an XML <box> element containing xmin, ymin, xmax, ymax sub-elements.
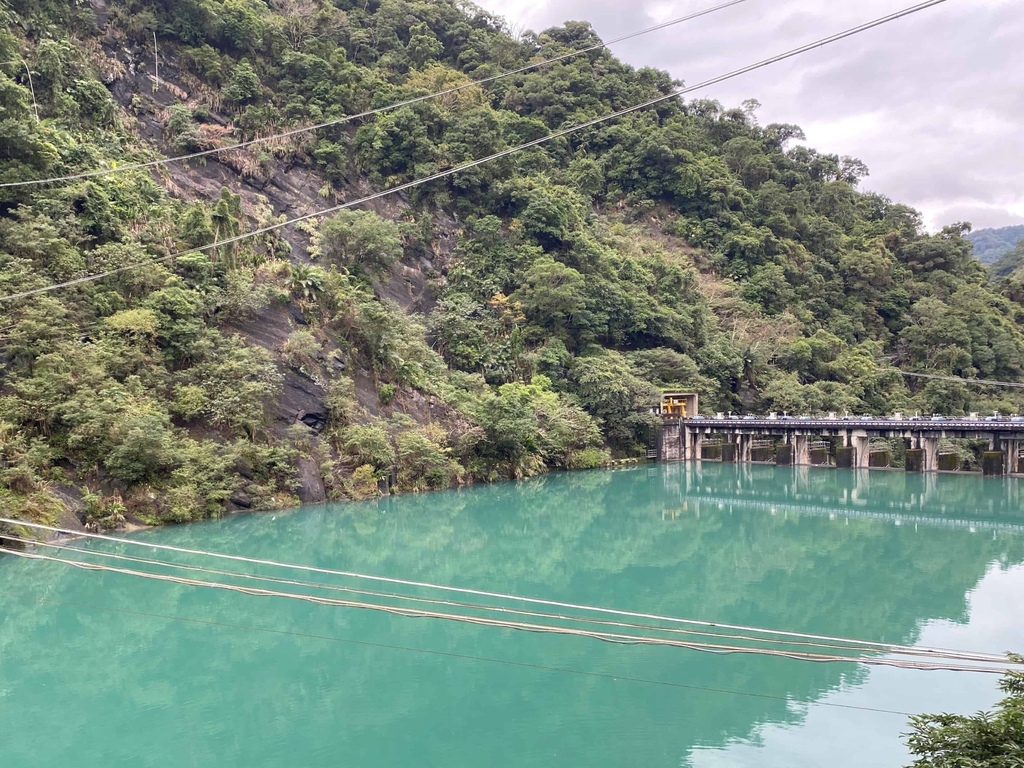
<box><xmin>97</xmin><ymin>24</ymin><xmax>464</xmax><ymax>504</ymax></box>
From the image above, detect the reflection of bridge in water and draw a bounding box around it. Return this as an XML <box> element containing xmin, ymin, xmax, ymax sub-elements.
<box><xmin>679</xmin><ymin>494</ymin><xmax>1024</xmax><ymax>534</ymax></box>
<box><xmin>656</xmin><ymin>462</ymin><xmax>1024</xmax><ymax>534</ymax></box>
<box><xmin>658</xmin><ymin>416</ymin><xmax>1024</xmax><ymax>475</ymax></box>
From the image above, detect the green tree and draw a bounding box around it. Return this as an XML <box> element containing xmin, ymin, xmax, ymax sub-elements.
<box><xmin>512</xmin><ymin>255</ymin><xmax>587</xmax><ymax>344</ymax></box>
<box><xmin>407</xmin><ymin>23</ymin><xmax>443</xmax><ymax>69</ymax></box>
<box><xmin>568</xmin><ymin>350</ymin><xmax>659</xmax><ymax>450</ymax></box>
<box><xmin>311</xmin><ymin>210</ymin><xmax>403</xmax><ymax>276</ymax></box>
<box><xmin>285</xmin><ymin>263</ymin><xmax>327</xmax><ymax>304</ymax></box>
<box><xmin>223</xmin><ymin>59</ymin><xmax>263</xmax><ymax>107</ymax></box>
<box><xmin>904</xmin><ymin>655</ymin><xmax>1024</xmax><ymax>767</ymax></box>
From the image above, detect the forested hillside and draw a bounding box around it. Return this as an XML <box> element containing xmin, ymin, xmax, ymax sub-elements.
<box><xmin>968</xmin><ymin>224</ymin><xmax>1024</xmax><ymax>264</ymax></box>
<box><xmin>990</xmin><ymin>238</ymin><xmax>1024</xmax><ymax>280</ymax></box>
<box><xmin>3</xmin><ymin>0</ymin><xmax>1024</xmax><ymax>527</ymax></box>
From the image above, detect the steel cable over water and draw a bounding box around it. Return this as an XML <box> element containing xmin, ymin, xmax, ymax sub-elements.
<box><xmin>0</xmin><ymin>0</ymin><xmax>752</xmax><ymax>189</ymax></box>
<box><xmin>0</xmin><ymin>0</ymin><xmax>951</xmax><ymax>303</ymax></box>
<box><xmin>0</xmin><ymin>589</ymin><xmax>917</xmax><ymax>717</ymax></box>
<box><xmin>0</xmin><ymin>517</ymin><xmax>1016</xmax><ymax>673</ymax></box>
<box><xmin>1</xmin><ymin>533</ymin><xmax>996</xmax><ymax>662</ymax></box>
<box><xmin>0</xmin><ymin>546</ymin><xmax>1012</xmax><ymax>673</ymax></box>
<box><xmin>0</xmin><ymin>516</ymin><xmax>1000</xmax><ymax>660</ymax></box>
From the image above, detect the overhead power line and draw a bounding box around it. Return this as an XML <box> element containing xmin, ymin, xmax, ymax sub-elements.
<box><xmin>0</xmin><ymin>589</ymin><xmax>915</xmax><ymax>717</ymax></box>
<box><xmin>901</xmin><ymin>371</ymin><xmax>1024</xmax><ymax>390</ymax></box>
<box><xmin>0</xmin><ymin>0</ymin><xmax>752</xmax><ymax>189</ymax></box>
<box><xmin>0</xmin><ymin>0</ymin><xmax>951</xmax><ymax>305</ymax></box>
<box><xmin>0</xmin><ymin>514</ymin><xmax>1006</xmax><ymax>668</ymax></box>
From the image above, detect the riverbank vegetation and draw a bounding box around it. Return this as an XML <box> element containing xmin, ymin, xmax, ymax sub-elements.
<box><xmin>3</xmin><ymin>0</ymin><xmax>1024</xmax><ymax>526</ymax></box>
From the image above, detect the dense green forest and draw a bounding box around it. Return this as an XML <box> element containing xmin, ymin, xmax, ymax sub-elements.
<box><xmin>3</xmin><ymin>0</ymin><xmax>1024</xmax><ymax>526</ymax></box>
<box><xmin>968</xmin><ymin>224</ymin><xmax>1024</xmax><ymax>264</ymax></box>
<box><xmin>991</xmin><ymin>238</ymin><xmax>1024</xmax><ymax>280</ymax></box>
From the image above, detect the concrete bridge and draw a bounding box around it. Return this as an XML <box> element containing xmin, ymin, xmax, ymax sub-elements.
<box><xmin>657</xmin><ymin>416</ymin><xmax>1024</xmax><ymax>475</ymax></box>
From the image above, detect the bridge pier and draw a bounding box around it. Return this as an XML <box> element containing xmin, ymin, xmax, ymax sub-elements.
<box><xmin>690</xmin><ymin>429</ymin><xmax>703</xmax><ymax>462</ymax></box>
<box><xmin>793</xmin><ymin>435</ymin><xmax>811</xmax><ymax>466</ymax></box>
<box><xmin>1008</xmin><ymin>440</ymin><xmax>1023</xmax><ymax>475</ymax></box>
<box><xmin>835</xmin><ymin>446</ymin><xmax>855</xmax><ymax>468</ymax></box>
<box><xmin>850</xmin><ymin>433</ymin><xmax>871</xmax><ymax>470</ymax></box>
<box><xmin>737</xmin><ymin>434</ymin><xmax>752</xmax><ymax>463</ymax></box>
<box><xmin>905</xmin><ymin>448</ymin><xmax>925</xmax><ymax>472</ymax></box>
<box><xmin>995</xmin><ymin>439</ymin><xmax>1023</xmax><ymax>475</ymax></box>
<box><xmin>922</xmin><ymin>436</ymin><xmax>940</xmax><ymax>473</ymax></box>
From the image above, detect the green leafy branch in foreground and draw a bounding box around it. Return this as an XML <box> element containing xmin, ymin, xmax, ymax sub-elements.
<box><xmin>905</xmin><ymin>654</ymin><xmax>1024</xmax><ymax>767</ymax></box>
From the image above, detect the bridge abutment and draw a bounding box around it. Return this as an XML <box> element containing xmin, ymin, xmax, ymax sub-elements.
<box><xmin>657</xmin><ymin>422</ymin><xmax>683</xmax><ymax>462</ymax></box>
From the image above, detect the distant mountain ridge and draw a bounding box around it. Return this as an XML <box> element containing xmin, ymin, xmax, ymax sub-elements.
<box><xmin>967</xmin><ymin>225</ymin><xmax>1024</xmax><ymax>263</ymax></box>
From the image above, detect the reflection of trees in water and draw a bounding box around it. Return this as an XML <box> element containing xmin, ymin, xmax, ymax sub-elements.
<box><xmin>1</xmin><ymin>464</ymin><xmax>1022</xmax><ymax>767</ymax></box>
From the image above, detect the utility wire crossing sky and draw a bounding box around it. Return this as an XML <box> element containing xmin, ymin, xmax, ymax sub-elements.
<box><xmin>476</xmin><ymin>0</ymin><xmax>1024</xmax><ymax>231</ymax></box>
<box><xmin>0</xmin><ymin>0</ymin><xmax>956</xmax><ymax>304</ymax></box>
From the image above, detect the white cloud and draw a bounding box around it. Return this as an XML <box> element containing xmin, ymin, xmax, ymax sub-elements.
<box><xmin>474</xmin><ymin>0</ymin><xmax>1024</xmax><ymax>231</ymax></box>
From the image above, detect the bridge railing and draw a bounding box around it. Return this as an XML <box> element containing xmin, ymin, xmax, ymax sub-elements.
<box><xmin>676</xmin><ymin>416</ymin><xmax>1024</xmax><ymax>432</ymax></box>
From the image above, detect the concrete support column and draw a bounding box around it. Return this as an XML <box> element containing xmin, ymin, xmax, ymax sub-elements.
<box><xmin>692</xmin><ymin>430</ymin><xmax>703</xmax><ymax>463</ymax></box>
<box><xmin>853</xmin><ymin>434</ymin><xmax>871</xmax><ymax>470</ymax></box>
<box><xmin>793</xmin><ymin>434</ymin><xmax>811</xmax><ymax>466</ymax></box>
<box><xmin>922</xmin><ymin>436</ymin><xmax>940</xmax><ymax>473</ymax></box>
<box><xmin>737</xmin><ymin>434</ymin><xmax>752</xmax><ymax>463</ymax></box>
<box><xmin>1008</xmin><ymin>440</ymin><xmax>1023</xmax><ymax>475</ymax></box>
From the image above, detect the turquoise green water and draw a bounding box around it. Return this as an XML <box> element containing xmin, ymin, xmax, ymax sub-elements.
<box><xmin>2</xmin><ymin>464</ymin><xmax>1024</xmax><ymax>767</ymax></box>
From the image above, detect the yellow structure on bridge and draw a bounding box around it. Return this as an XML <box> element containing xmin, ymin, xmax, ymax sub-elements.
<box><xmin>657</xmin><ymin>392</ymin><xmax>698</xmax><ymax>418</ymax></box>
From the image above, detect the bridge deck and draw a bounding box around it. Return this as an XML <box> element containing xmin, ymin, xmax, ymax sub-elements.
<box><xmin>678</xmin><ymin>417</ymin><xmax>1024</xmax><ymax>433</ymax></box>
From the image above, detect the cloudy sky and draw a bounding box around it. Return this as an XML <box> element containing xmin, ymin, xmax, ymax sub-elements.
<box><xmin>473</xmin><ymin>0</ymin><xmax>1023</xmax><ymax>231</ymax></box>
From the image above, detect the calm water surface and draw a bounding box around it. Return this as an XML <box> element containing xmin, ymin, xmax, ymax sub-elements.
<box><xmin>2</xmin><ymin>464</ymin><xmax>1024</xmax><ymax>767</ymax></box>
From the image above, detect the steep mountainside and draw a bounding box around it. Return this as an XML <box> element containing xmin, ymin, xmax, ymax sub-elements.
<box><xmin>968</xmin><ymin>224</ymin><xmax>1024</xmax><ymax>264</ymax></box>
<box><xmin>990</xmin><ymin>238</ymin><xmax>1024</xmax><ymax>280</ymax></box>
<box><xmin>3</xmin><ymin>0</ymin><xmax>1024</xmax><ymax>529</ymax></box>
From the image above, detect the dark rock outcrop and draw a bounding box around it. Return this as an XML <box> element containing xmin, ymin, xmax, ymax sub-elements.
<box><xmin>296</xmin><ymin>457</ymin><xmax>326</xmax><ymax>504</ymax></box>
